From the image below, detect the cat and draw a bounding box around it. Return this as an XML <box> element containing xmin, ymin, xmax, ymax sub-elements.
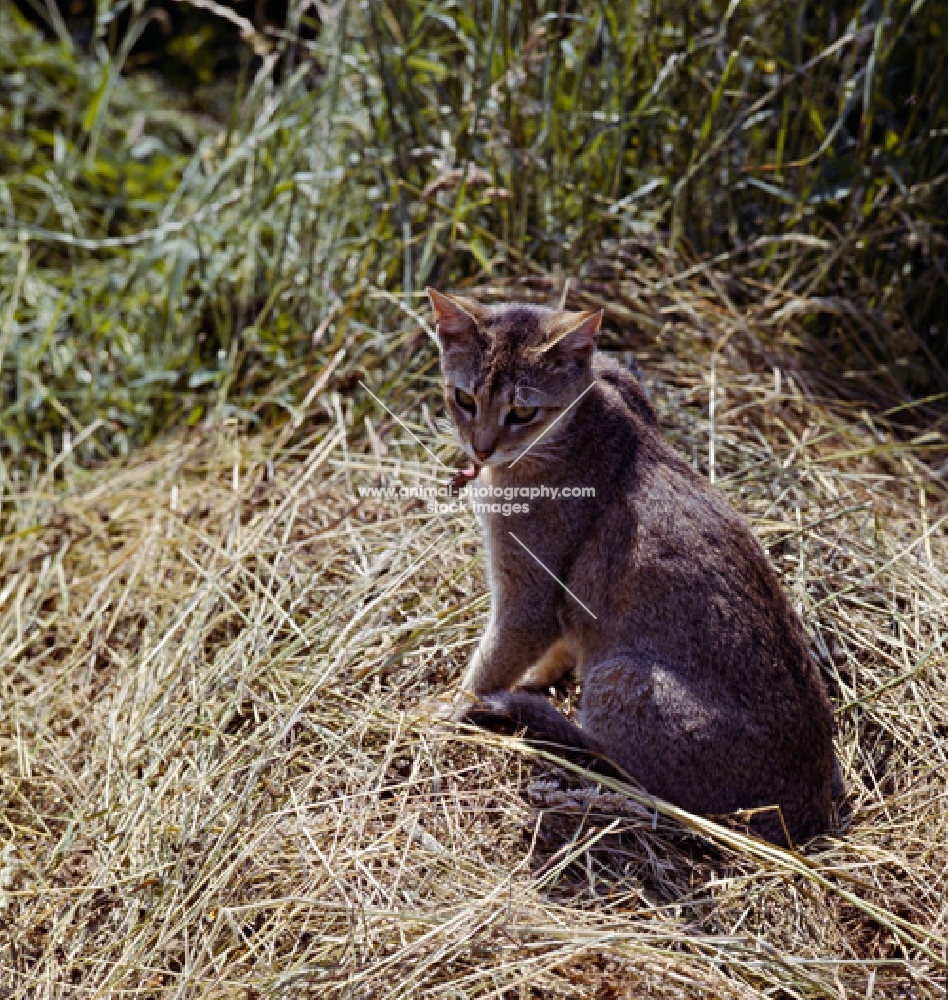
<box><xmin>427</xmin><ymin>287</ymin><xmax>839</xmax><ymax>847</ymax></box>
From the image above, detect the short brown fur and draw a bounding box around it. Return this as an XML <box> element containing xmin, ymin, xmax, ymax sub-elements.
<box><xmin>428</xmin><ymin>289</ymin><xmax>837</xmax><ymax>846</ymax></box>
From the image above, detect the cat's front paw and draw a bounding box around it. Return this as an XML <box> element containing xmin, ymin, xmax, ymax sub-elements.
<box><xmin>414</xmin><ymin>693</ymin><xmax>461</xmax><ymax>724</ymax></box>
<box><xmin>416</xmin><ymin>690</ymin><xmax>483</xmax><ymax>724</ymax></box>
<box><xmin>448</xmin><ymin>689</ymin><xmax>484</xmax><ymax>724</ymax></box>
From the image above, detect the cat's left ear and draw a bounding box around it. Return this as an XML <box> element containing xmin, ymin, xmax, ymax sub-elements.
<box><xmin>544</xmin><ymin>310</ymin><xmax>602</xmax><ymax>361</ymax></box>
<box><xmin>426</xmin><ymin>288</ymin><xmax>484</xmax><ymax>346</ymax></box>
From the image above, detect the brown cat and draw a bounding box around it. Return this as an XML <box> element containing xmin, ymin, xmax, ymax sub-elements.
<box><xmin>428</xmin><ymin>287</ymin><xmax>838</xmax><ymax>846</ymax></box>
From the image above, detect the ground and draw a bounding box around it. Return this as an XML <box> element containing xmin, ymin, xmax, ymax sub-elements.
<box><xmin>1</xmin><ymin>257</ymin><xmax>946</xmax><ymax>998</ymax></box>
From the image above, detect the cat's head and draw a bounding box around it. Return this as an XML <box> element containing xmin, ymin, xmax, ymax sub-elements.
<box><xmin>427</xmin><ymin>288</ymin><xmax>602</xmax><ymax>468</ymax></box>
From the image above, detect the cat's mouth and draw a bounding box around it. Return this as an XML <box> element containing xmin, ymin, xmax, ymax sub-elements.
<box><xmin>461</xmin><ymin>443</ymin><xmax>530</xmax><ymax>469</ymax></box>
<box><xmin>466</xmin><ymin>449</ymin><xmax>512</xmax><ymax>469</ymax></box>
<box><xmin>449</xmin><ymin>463</ymin><xmax>481</xmax><ymax>494</ymax></box>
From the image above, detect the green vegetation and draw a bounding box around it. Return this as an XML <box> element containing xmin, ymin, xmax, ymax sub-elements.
<box><xmin>1</xmin><ymin>0</ymin><xmax>946</xmax><ymax>469</ymax></box>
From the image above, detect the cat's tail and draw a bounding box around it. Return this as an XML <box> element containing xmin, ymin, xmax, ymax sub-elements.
<box><xmin>458</xmin><ymin>690</ymin><xmax>625</xmax><ymax>780</ymax></box>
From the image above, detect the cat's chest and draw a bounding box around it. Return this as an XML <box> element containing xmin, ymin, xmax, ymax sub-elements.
<box><xmin>475</xmin><ymin>468</ymin><xmax>570</xmax><ymax>564</ymax></box>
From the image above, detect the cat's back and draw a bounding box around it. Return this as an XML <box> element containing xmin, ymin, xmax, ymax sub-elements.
<box><xmin>573</xmin><ymin>371</ymin><xmax>818</xmax><ymax>696</ymax></box>
<box><xmin>591</xmin><ymin>353</ymin><xmax>659</xmax><ymax>428</ymax></box>
<box><xmin>574</xmin><ymin>367</ymin><xmax>835</xmax><ymax>837</ymax></box>
<box><xmin>630</xmin><ymin>438</ymin><xmax>813</xmax><ymax>670</ymax></box>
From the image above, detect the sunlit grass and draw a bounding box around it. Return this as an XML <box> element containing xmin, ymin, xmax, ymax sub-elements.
<box><xmin>1</xmin><ymin>256</ymin><xmax>946</xmax><ymax>994</ymax></box>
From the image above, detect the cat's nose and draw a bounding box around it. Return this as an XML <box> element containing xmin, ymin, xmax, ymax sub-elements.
<box><xmin>474</xmin><ymin>447</ymin><xmax>493</xmax><ymax>461</ymax></box>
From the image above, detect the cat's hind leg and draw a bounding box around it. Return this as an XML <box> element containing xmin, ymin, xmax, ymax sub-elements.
<box><xmin>577</xmin><ymin>656</ymin><xmax>828</xmax><ymax>845</ymax></box>
<box><xmin>578</xmin><ymin>656</ymin><xmax>735</xmax><ymax>813</ymax></box>
<box><xmin>516</xmin><ymin>639</ymin><xmax>576</xmax><ymax>691</ymax></box>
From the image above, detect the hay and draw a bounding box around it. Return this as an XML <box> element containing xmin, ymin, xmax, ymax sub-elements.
<box><xmin>1</xmin><ymin>247</ymin><xmax>947</xmax><ymax>998</ymax></box>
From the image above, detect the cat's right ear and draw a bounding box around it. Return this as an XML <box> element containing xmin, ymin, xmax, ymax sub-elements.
<box><xmin>427</xmin><ymin>288</ymin><xmax>482</xmax><ymax>346</ymax></box>
<box><xmin>542</xmin><ymin>309</ymin><xmax>602</xmax><ymax>363</ymax></box>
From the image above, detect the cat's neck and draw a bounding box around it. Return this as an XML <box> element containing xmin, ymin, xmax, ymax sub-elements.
<box><xmin>477</xmin><ymin>425</ymin><xmax>576</xmax><ymax>487</ymax></box>
<box><xmin>478</xmin><ymin>449</ymin><xmax>554</xmax><ymax>487</ymax></box>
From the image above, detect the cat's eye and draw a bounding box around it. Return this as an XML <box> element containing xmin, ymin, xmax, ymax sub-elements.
<box><xmin>507</xmin><ymin>405</ymin><xmax>539</xmax><ymax>425</ymax></box>
<box><xmin>454</xmin><ymin>388</ymin><xmax>477</xmax><ymax>413</ymax></box>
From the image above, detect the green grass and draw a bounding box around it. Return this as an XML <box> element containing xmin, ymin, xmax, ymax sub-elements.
<box><xmin>1</xmin><ymin>0</ymin><xmax>946</xmax><ymax>470</ymax></box>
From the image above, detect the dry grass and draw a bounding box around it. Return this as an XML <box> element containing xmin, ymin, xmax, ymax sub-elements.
<box><xmin>2</xmin><ymin>245</ymin><xmax>947</xmax><ymax>998</ymax></box>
